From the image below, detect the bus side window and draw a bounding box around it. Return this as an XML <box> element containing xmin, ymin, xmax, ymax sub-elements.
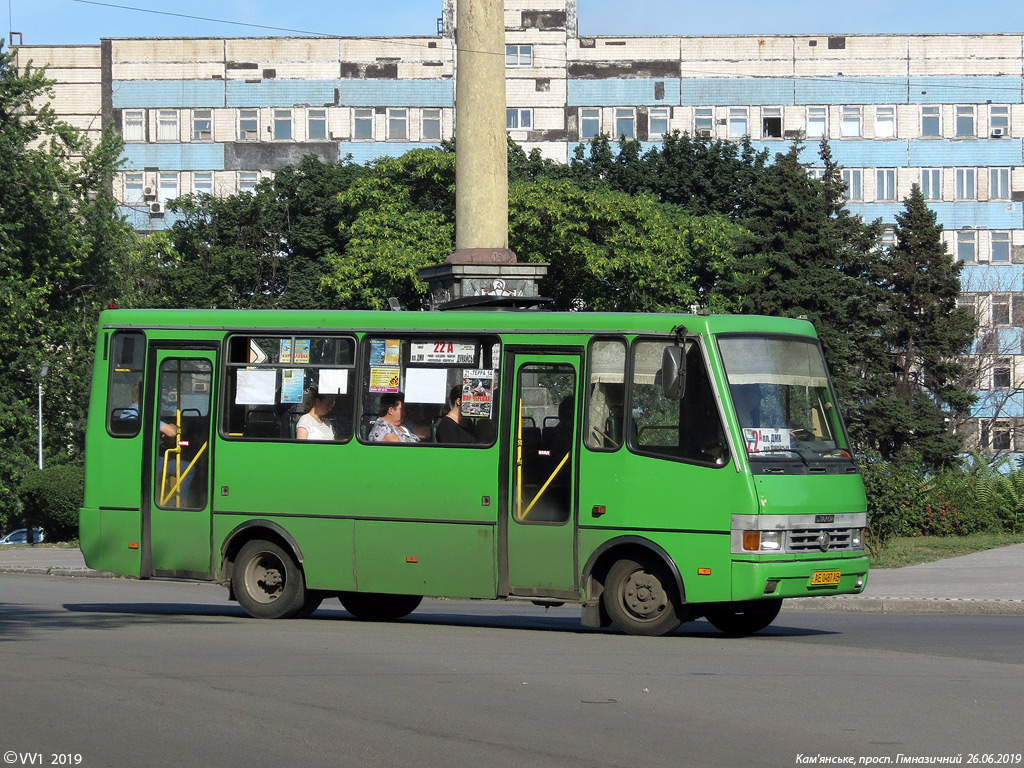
<box><xmin>585</xmin><ymin>338</ymin><xmax>626</xmax><ymax>451</ymax></box>
<box><xmin>630</xmin><ymin>339</ymin><xmax>728</xmax><ymax>467</ymax></box>
<box><xmin>107</xmin><ymin>331</ymin><xmax>146</xmax><ymax>438</ymax></box>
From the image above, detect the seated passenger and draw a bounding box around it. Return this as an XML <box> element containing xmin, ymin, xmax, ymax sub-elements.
<box><xmin>296</xmin><ymin>389</ymin><xmax>336</xmax><ymax>441</ymax></box>
<box><xmin>435</xmin><ymin>385</ymin><xmax>474</xmax><ymax>444</ymax></box>
<box><xmin>368</xmin><ymin>392</ymin><xmax>420</xmax><ymax>444</ymax></box>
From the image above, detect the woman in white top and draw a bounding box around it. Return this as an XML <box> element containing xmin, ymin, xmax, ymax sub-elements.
<box><xmin>296</xmin><ymin>390</ymin><xmax>336</xmax><ymax>441</ymax></box>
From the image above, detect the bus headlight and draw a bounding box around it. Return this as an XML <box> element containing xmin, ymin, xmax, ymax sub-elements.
<box><xmin>851</xmin><ymin>527</ymin><xmax>865</xmax><ymax>549</ymax></box>
<box><xmin>742</xmin><ymin>530</ymin><xmax>782</xmax><ymax>551</ymax></box>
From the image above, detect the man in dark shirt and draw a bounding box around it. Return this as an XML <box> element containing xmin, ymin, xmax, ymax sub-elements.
<box><xmin>436</xmin><ymin>385</ymin><xmax>475</xmax><ymax>444</ymax></box>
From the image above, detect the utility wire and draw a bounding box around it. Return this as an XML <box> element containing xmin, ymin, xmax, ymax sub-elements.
<box><xmin>62</xmin><ymin>0</ymin><xmax>1022</xmax><ymax>98</ymax></box>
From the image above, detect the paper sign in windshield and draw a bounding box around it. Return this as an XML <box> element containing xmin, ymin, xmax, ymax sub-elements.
<box><xmin>743</xmin><ymin>428</ymin><xmax>791</xmax><ymax>453</ymax></box>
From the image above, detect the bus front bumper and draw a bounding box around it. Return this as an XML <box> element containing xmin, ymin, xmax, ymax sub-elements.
<box><xmin>730</xmin><ymin>555</ymin><xmax>870</xmax><ymax>601</ymax></box>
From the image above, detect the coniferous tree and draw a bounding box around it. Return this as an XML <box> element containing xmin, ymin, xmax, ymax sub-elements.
<box><xmin>863</xmin><ymin>185</ymin><xmax>976</xmax><ymax>465</ymax></box>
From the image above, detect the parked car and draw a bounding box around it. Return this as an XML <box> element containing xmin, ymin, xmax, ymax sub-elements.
<box><xmin>0</xmin><ymin>528</ymin><xmax>46</xmax><ymax>545</ymax></box>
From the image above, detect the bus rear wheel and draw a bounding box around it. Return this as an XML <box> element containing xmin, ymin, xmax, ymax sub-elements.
<box><xmin>338</xmin><ymin>592</ymin><xmax>422</xmax><ymax>621</ymax></box>
<box><xmin>702</xmin><ymin>599</ymin><xmax>782</xmax><ymax>635</ymax></box>
<box><xmin>604</xmin><ymin>556</ymin><xmax>685</xmax><ymax>637</ymax></box>
<box><xmin>232</xmin><ymin>538</ymin><xmax>309</xmax><ymax>619</ymax></box>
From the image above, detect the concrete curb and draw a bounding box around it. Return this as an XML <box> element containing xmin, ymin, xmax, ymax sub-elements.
<box><xmin>0</xmin><ymin>566</ymin><xmax>118</xmax><ymax>579</ymax></box>
<box><xmin>3</xmin><ymin>565</ymin><xmax>1023</xmax><ymax>616</ymax></box>
<box><xmin>783</xmin><ymin>596</ymin><xmax>1024</xmax><ymax>616</ymax></box>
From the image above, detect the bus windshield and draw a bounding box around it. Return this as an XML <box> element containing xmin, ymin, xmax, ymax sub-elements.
<box><xmin>717</xmin><ymin>335</ymin><xmax>850</xmax><ymax>460</ymax></box>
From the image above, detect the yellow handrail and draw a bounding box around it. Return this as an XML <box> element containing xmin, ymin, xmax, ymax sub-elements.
<box><xmin>518</xmin><ymin>451</ymin><xmax>570</xmax><ymax>521</ymax></box>
<box><xmin>160</xmin><ymin>440</ymin><xmax>208</xmax><ymax>507</ymax></box>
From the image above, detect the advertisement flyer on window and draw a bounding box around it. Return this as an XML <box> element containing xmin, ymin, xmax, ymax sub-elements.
<box><xmin>461</xmin><ymin>369</ymin><xmax>494</xmax><ymax>417</ymax></box>
<box><xmin>369</xmin><ymin>367</ymin><xmax>401</xmax><ymax>393</ymax></box>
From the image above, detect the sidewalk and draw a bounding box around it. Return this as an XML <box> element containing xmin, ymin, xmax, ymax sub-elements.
<box><xmin>1</xmin><ymin>544</ymin><xmax>1022</xmax><ymax>616</ymax></box>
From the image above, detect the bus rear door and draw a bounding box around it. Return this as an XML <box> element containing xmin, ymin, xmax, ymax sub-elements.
<box><xmin>142</xmin><ymin>347</ymin><xmax>216</xmax><ymax>579</ymax></box>
<box><xmin>503</xmin><ymin>352</ymin><xmax>580</xmax><ymax>597</ymax></box>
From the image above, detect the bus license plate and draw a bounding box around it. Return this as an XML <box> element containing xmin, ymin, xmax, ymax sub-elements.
<box><xmin>810</xmin><ymin>570</ymin><xmax>842</xmax><ymax>586</ymax></box>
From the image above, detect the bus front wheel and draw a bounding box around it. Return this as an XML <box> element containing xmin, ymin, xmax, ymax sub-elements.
<box><xmin>232</xmin><ymin>538</ymin><xmax>309</xmax><ymax>619</ymax></box>
<box><xmin>338</xmin><ymin>592</ymin><xmax>423</xmax><ymax>621</ymax></box>
<box><xmin>604</xmin><ymin>556</ymin><xmax>685</xmax><ymax>637</ymax></box>
<box><xmin>702</xmin><ymin>599</ymin><xmax>783</xmax><ymax>635</ymax></box>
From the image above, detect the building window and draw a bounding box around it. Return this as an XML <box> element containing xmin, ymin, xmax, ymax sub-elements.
<box><xmin>353</xmin><ymin>108</ymin><xmax>374</xmax><ymax>140</ymax></box>
<box><xmin>505</xmin><ymin>44</ymin><xmax>533</xmax><ymax>67</ymax></box>
<box><xmin>807</xmin><ymin>168</ymin><xmax>826</xmax><ymax>181</ymax></box>
<box><xmin>955</xmin><ymin>168</ymin><xmax>976</xmax><ymax>200</ymax></box>
<box><xmin>728</xmin><ymin>107</ymin><xmax>748</xmax><ymax>138</ymax></box>
<box><xmin>875</xmin><ymin>106</ymin><xmax>896</xmax><ymax>138</ymax></box>
<box><xmin>422</xmin><ymin>108</ymin><xmax>441</xmax><ymax>141</ymax></box>
<box><xmin>992</xmin><ymin>295</ymin><xmax>1011</xmax><ymax>326</ymax></box>
<box><xmin>921</xmin><ymin>105</ymin><xmax>941</xmax><ymax>137</ymax></box>
<box><xmin>158</xmin><ymin>171</ymin><xmax>178</xmax><ymax>203</ymax></box>
<box><xmin>506</xmin><ymin>107</ymin><xmax>533</xmax><ymax>130</ymax></box>
<box><xmin>841</xmin><ymin>106</ymin><xmax>862</xmax><ymax>137</ymax></box>
<box><xmin>990</xmin><ymin>105</ymin><xmax>1009</xmax><ymax>137</ymax></box>
<box><xmin>921</xmin><ymin>168</ymin><xmax>942</xmax><ymax>200</ymax></box>
<box><xmin>580</xmin><ymin>107</ymin><xmax>601</xmax><ymax>140</ymax></box>
<box><xmin>762</xmin><ymin>106</ymin><xmax>782</xmax><ymax>138</ymax></box>
<box><xmin>615</xmin><ymin>108</ymin><xmax>635</xmax><ymax>139</ymax></box>
<box><xmin>807</xmin><ymin>106</ymin><xmax>827</xmax><ymax>138</ymax></box>
<box><xmin>955</xmin><ymin>105</ymin><xmax>975</xmax><ymax>137</ymax></box>
<box><xmin>239</xmin><ymin>109</ymin><xmax>259</xmax><ymax>141</ymax></box>
<box><xmin>649</xmin><ymin>107</ymin><xmax>670</xmax><ymax>140</ymax></box>
<box><xmin>193</xmin><ymin>172</ymin><xmax>213</xmax><ymax>196</ymax></box>
<box><xmin>957</xmin><ymin>231</ymin><xmax>977</xmax><ymax>262</ymax></box>
<box><xmin>693</xmin><ymin>107</ymin><xmax>714</xmax><ymax>137</ymax></box>
<box><xmin>842</xmin><ymin>169</ymin><xmax>862</xmax><ymax>201</ymax></box>
<box><xmin>984</xmin><ymin>421</ymin><xmax>1013</xmax><ymax>451</ymax></box>
<box><xmin>307</xmin><ymin>108</ymin><xmax>327</xmax><ymax>140</ymax></box>
<box><xmin>123</xmin><ymin>110</ymin><xmax>145</xmax><ymax>142</ymax></box>
<box><xmin>239</xmin><ymin>172</ymin><xmax>259</xmax><ymax>195</ymax></box>
<box><xmin>124</xmin><ymin>172</ymin><xmax>144</xmax><ymax>204</ymax></box>
<box><xmin>880</xmin><ymin>227</ymin><xmax>897</xmax><ymax>250</ymax></box>
<box><xmin>192</xmin><ymin>109</ymin><xmax>212</xmax><ymax>141</ymax></box>
<box><xmin>157</xmin><ymin>110</ymin><xmax>178</xmax><ymax>141</ymax></box>
<box><xmin>387</xmin><ymin>108</ymin><xmax>408</xmax><ymax>140</ymax></box>
<box><xmin>876</xmin><ymin>169</ymin><xmax>897</xmax><ymax>201</ymax></box>
<box><xmin>992</xmin><ymin>232</ymin><xmax>1012</xmax><ymax>264</ymax></box>
<box><xmin>958</xmin><ymin>295</ymin><xmax>977</xmax><ymax>319</ymax></box>
<box><xmin>994</xmin><ymin>363</ymin><xmax>1012</xmax><ymax>390</ymax></box>
<box><xmin>990</xmin><ymin>168</ymin><xmax>1010</xmax><ymax>200</ymax></box>
<box><xmin>272</xmin><ymin>109</ymin><xmax>292</xmax><ymax>140</ymax></box>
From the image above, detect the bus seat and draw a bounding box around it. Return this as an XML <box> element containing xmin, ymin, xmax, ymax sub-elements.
<box><xmin>605</xmin><ymin>415</ymin><xmax>623</xmax><ymax>447</ymax></box>
<box><xmin>244</xmin><ymin>409</ymin><xmax>281</xmax><ymax>439</ymax></box>
<box><xmin>542</xmin><ymin>415</ymin><xmax>560</xmax><ymax>446</ymax></box>
<box><xmin>359</xmin><ymin>413</ymin><xmax>378</xmax><ymax>441</ymax></box>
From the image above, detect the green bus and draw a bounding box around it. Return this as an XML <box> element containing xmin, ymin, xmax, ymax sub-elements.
<box><xmin>81</xmin><ymin>307</ymin><xmax>868</xmax><ymax>636</ymax></box>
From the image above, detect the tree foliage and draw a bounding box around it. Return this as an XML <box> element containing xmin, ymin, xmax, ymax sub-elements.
<box><xmin>0</xmin><ymin>45</ymin><xmax>138</xmax><ymax>525</ymax></box>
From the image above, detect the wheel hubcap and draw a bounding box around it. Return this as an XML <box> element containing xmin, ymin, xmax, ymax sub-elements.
<box><xmin>245</xmin><ymin>553</ymin><xmax>285</xmax><ymax>604</ymax></box>
<box><xmin>622</xmin><ymin>569</ymin><xmax>667</xmax><ymax>619</ymax></box>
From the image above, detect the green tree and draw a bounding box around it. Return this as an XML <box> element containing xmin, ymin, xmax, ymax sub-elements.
<box><xmin>862</xmin><ymin>185</ymin><xmax>976</xmax><ymax>465</ymax></box>
<box><xmin>160</xmin><ymin>154</ymin><xmax>368</xmax><ymax>309</ymax></box>
<box><xmin>509</xmin><ymin>179</ymin><xmax>743</xmax><ymax>312</ymax></box>
<box><xmin>0</xmin><ymin>45</ymin><xmax>138</xmax><ymax>524</ymax></box>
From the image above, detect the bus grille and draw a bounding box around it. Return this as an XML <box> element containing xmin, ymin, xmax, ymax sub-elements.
<box><xmin>787</xmin><ymin>528</ymin><xmax>854</xmax><ymax>552</ymax></box>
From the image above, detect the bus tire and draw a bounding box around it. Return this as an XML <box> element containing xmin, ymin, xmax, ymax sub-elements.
<box><xmin>232</xmin><ymin>538</ymin><xmax>308</xmax><ymax>619</ymax></box>
<box><xmin>338</xmin><ymin>592</ymin><xmax>422</xmax><ymax>621</ymax></box>
<box><xmin>703</xmin><ymin>599</ymin><xmax>783</xmax><ymax>635</ymax></box>
<box><xmin>603</xmin><ymin>555</ymin><xmax>684</xmax><ymax>637</ymax></box>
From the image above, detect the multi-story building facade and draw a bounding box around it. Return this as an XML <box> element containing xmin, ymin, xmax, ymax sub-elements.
<box><xmin>15</xmin><ymin>0</ymin><xmax>1024</xmax><ymax>456</ymax></box>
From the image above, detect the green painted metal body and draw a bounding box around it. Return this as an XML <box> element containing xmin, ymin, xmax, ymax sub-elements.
<box><xmin>80</xmin><ymin>308</ymin><xmax>869</xmax><ymax>610</ymax></box>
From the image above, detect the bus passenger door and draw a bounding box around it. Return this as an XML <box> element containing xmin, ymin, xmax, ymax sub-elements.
<box><xmin>503</xmin><ymin>353</ymin><xmax>580</xmax><ymax>596</ymax></box>
<box><xmin>142</xmin><ymin>348</ymin><xmax>216</xmax><ymax>579</ymax></box>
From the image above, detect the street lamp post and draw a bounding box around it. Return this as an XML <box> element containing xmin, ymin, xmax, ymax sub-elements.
<box><xmin>38</xmin><ymin>363</ymin><xmax>48</xmax><ymax>471</ymax></box>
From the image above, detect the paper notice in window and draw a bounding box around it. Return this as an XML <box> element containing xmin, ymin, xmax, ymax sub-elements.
<box><xmin>235</xmin><ymin>369</ymin><xmax>277</xmax><ymax>405</ymax></box>
<box><xmin>405</xmin><ymin>367</ymin><xmax>447</xmax><ymax>404</ymax></box>
<box><xmin>742</xmin><ymin>428</ymin><xmax>792</xmax><ymax>453</ymax></box>
<box><xmin>318</xmin><ymin>368</ymin><xmax>348</xmax><ymax>395</ymax></box>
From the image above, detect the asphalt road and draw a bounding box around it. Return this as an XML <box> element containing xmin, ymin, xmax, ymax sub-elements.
<box><xmin>1</xmin><ymin>574</ymin><xmax>1021</xmax><ymax>768</ymax></box>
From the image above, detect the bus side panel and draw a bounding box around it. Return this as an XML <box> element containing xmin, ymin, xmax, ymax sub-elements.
<box><xmin>577</xmin><ymin>452</ymin><xmax>758</xmax><ymax>604</ymax></box>
<box><xmin>79</xmin><ymin>507</ymin><xmax>142</xmax><ymax>577</ymax></box>
<box><xmin>354</xmin><ymin>520</ymin><xmax>497</xmax><ymax>598</ymax></box>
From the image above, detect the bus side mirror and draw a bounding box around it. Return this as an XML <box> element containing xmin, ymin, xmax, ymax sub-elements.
<box><xmin>661</xmin><ymin>346</ymin><xmax>686</xmax><ymax>400</ymax></box>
